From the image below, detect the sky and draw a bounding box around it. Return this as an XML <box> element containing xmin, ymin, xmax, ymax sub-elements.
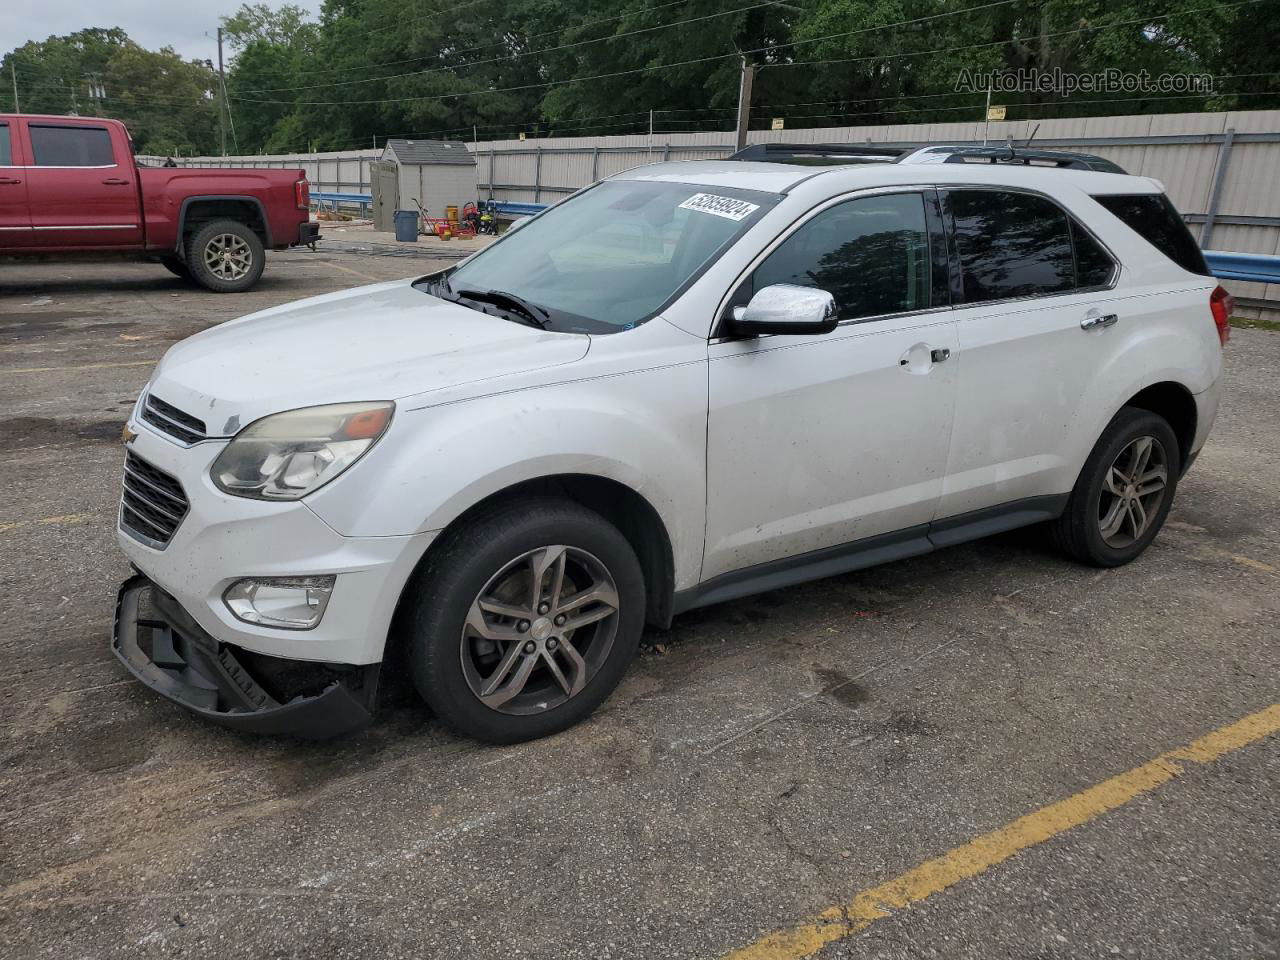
<box><xmin>1</xmin><ymin>0</ymin><xmax>324</xmax><ymax>63</ymax></box>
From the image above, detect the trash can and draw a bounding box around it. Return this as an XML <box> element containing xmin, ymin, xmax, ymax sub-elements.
<box><xmin>393</xmin><ymin>210</ymin><xmax>418</xmax><ymax>242</ymax></box>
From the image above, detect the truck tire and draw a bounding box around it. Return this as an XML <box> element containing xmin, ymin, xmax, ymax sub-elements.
<box><xmin>159</xmin><ymin>256</ymin><xmax>191</xmax><ymax>281</ymax></box>
<box><xmin>185</xmin><ymin>220</ymin><xmax>265</xmax><ymax>293</ymax></box>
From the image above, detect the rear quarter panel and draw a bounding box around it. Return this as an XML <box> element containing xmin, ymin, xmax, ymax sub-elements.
<box><xmin>138</xmin><ymin>168</ymin><xmax>306</xmax><ymax>251</ymax></box>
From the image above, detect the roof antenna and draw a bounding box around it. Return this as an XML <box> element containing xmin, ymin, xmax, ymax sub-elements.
<box><xmin>1023</xmin><ymin>122</ymin><xmax>1041</xmax><ymax>147</ymax></box>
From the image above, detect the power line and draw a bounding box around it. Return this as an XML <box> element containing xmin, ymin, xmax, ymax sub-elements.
<box><xmin>234</xmin><ymin>0</ymin><xmax>1261</xmax><ymax>107</ymax></box>
<box><xmin>243</xmin><ymin>0</ymin><xmax>756</xmax><ymax>86</ymax></box>
<box><xmin>232</xmin><ymin>0</ymin><xmax>1028</xmax><ymax>105</ymax></box>
<box><xmin>239</xmin><ymin>0</ymin><xmax>793</xmax><ymax>94</ymax></box>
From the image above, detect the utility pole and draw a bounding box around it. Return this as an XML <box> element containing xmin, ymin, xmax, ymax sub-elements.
<box><xmin>9</xmin><ymin>61</ymin><xmax>18</xmax><ymax>113</ymax></box>
<box><xmin>734</xmin><ymin>56</ymin><xmax>755</xmax><ymax>151</ymax></box>
<box><xmin>648</xmin><ymin>109</ymin><xmax>654</xmax><ymax>159</ymax></box>
<box><xmin>217</xmin><ymin>27</ymin><xmax>227</xmax><ymax>157</ymax></box>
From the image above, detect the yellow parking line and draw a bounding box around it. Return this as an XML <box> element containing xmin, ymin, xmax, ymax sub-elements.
<box><xmin>326</xmin><ymin>261</ymin><xmax>382</xmax><ymax>282</ymax></box>
<box><xmin>0</xmin><ymin>513</ymin><xmax>94</xmax><ymax>534</ymax></box>
<box><xmin>723</xmin><ymin>704</ymin><xmax>1280</xmax><ymax>960</ymax></box>
<box><xmin>7</xmin><ymin>360</ymin><xmax>156</xmax><ymax>375</ymax></box>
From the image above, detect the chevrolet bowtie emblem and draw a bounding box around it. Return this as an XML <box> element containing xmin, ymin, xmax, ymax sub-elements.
<box><xmin>121</xmin><ymin>424</ymin><xmax>137</xmax><ymax>445</ymax></box>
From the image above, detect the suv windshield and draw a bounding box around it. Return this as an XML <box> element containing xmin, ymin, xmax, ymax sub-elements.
<box><xmin>426</xmin><ymin>181</ymin><xmax>780</xmax><ymax>333</ymax></box>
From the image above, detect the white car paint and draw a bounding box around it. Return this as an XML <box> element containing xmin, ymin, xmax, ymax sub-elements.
<box><xmin>118</xmin><ymin>155</ymin><xmax>1223</xmax><ymax>670</ymax></box>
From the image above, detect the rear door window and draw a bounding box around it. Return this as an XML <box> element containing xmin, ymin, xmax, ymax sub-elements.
<box><xmin>1072</xmin><ymin>221</ymin><xmax>1117</xmax><ymax>288</ymax></box>
<box><xmin>1093</xmin><ymin>193</ymin><xmax>1210</xmax><ymax>276</ymax></box>
<box><xmin>0</xmin><ymin>124</ymin><xmax>10</xmax><ymax>165</ymax></box>
<box><xmin>948</xmin><ymin>189</ymin><xmax>1075</xmax><ymax>302</ymax></box>
<box><xmin>29</xmin><ymin>124</ymin><xmax>116</xmax><ymax>166</ymax></box>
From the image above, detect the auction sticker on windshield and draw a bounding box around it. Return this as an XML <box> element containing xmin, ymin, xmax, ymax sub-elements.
<box><xmin>678</xmin><ymin>193</ymin><xmax>760</xmax><ymax>221</ymax></box>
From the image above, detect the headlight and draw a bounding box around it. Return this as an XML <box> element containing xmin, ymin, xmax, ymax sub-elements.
<box><xmin>211</xmin><ymin>402</ymin><xmax>393</xmax><ymax>500</ymax></box>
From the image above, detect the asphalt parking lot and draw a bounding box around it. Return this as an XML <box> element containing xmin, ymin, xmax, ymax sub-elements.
<box><xmin>1</xmin><ymin>249</ymin><xmax>1277</xmax><ymax>960</ymax></box>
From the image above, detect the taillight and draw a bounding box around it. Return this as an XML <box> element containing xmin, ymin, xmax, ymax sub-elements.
<box><xmin>295</xmin><ymin>178</ymin><xmax>309</xmax><ymax>210</ymax></box>
<box><xmin>1209</xmin><ymin>285</ymin><xmax>1234</xmax><ymax>347</ymax></box>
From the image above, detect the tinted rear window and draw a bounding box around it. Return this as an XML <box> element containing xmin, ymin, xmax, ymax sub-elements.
<box><xmin>30</xmin><ymin>125</ymin><xmax>115</xmax><ymax>166</ymax></box>
<box><xmin>1094</xmin><ymin>193</ymin><xmax>1209</xmax><ymax>276</ymax></box>
<box><xmin>0</xmin><ymin>124</ymin><xmax>10</xmax><ymax>165</ymax></box>
<box><xmin>949</xmin><ymin>189</ymin><xmax>1075</xmax><ymax>301</ymax></box>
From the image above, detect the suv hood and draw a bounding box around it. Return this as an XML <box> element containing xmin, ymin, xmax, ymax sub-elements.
<box><xmin>145</xmin><ymin>279</ymin><xmax>590</xmax><ymax>436</ymax></box>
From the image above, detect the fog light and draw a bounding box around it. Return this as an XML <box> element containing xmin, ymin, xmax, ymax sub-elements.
<box><xmin>223</xmin><ymin>576</ymin><xmax>335</xmax><ymax>630</ymax></box>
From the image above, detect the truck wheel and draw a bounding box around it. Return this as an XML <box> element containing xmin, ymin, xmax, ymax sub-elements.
<box><xmin>159</xmin><ymin>256</ymin><xmax>191</xmax><ymax>281</ymax></box>
<box><xmin>185</xmin><ymin>220</ymin><xmax>265</xmax><ymax>293</ymax></box>
<box><xmin>406</xmin><ymin>499</ymin><xmax>645</xmax><ymax>744</ymax></box>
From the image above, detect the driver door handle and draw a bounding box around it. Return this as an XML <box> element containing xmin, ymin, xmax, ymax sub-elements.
<box><xmin>1081</xmin><ymin>312</ymin><xmax>1119</xmax><ymax>330</ymax></box>
<box><xmin>102</xmin><ymin>178</ymin><xmax>130</xmax><ymax>186</ymax></box>
<box><xmin>930</xmin><ymin>348</ymin><xmax>951</xmax><ymax>363</ymax></box>
<box><xmin>0</xmin><ymin>177</ymin><xmax>21</xmax><ymax>185</ymax></box>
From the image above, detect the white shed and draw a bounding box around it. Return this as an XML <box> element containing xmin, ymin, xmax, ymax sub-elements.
<box><xmin>371</xmin><ymin>139</ymin><xmax>479</xmax><ymax>231</ymax></box>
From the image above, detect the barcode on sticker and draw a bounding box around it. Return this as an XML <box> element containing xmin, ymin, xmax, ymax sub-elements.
<box><xmin>678</xmin><ymin>193</ymin><xmax>760</xmax><ymax>222</ymax></box>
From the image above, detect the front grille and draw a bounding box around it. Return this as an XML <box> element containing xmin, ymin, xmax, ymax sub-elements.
<box><xmin>141</xmin><ymin>393</ymin><xmax>207</xmax><ymax>445</ymax></box>
<box><xmin>120</xmin><ymin>451</ymin><xmax>189</xmax><ymax>548</ymax></box>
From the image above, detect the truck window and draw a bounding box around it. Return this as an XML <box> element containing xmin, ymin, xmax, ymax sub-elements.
<box><xmin>29</xmin><ymin>124</ymin><xmax>116</xmax><ymax>167</ymax></box>
<box><xmin>1092</xmin><ymin>193</ymin><xmax>1210</xmax><ymax>276</ymax></box>
<box><xmin>0</xmin><ymin>123</ymin><xmax>10</xmax><ymax>165</ymax></box>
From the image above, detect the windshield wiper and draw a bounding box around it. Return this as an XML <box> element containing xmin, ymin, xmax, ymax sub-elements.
<box><xmin>454</xmin><ymin>288</ymin><xmax>552</xmax><ymax>328</ymax></box>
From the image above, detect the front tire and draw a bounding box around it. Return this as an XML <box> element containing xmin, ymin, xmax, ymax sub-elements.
<box><xmin>1052</xmin><ymin>407</ymin><xmax>1181</xmax><ymax>567</ymax></box>
<box><xmin>185</xmin><ymin>220</ymin><xmax>265</xmax><ymax>293</ymax></box>
<box><xmin>407</xmin><ymin>500</ymin><xmax>645</xmax><ymax>744</ymax></box>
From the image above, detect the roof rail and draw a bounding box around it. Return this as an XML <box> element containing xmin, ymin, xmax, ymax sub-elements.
<box><xmin>903</xmin><ymin>145</ymin><xmax>1127</xmax><ymax>173</ymax></box>
<box><xmin>727</xmin><ymin>141</ymin><xmax>1127</xmax><ymax>174</ymax></box>
<box><xmin>728</xmin><ymin>143</ymin><xmax>908</xmax><ymax>165</ymax></box>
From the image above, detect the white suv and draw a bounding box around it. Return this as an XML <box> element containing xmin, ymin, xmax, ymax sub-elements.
<box><xmin>113</xmin><ymin>144</ymin><xmax>1230</xmax><ymax>742</ymax></box>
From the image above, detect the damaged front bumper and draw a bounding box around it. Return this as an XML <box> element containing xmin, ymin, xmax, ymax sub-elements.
<box><xmin>112</xmin><ymin>576</ymin><xmax>379</xmax><ymax>740</ymax></box>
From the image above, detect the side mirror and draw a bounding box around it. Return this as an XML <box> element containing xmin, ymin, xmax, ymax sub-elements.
<box><xmin>724</xmin><ymin>283</ymin><xmax>838</xmax><ymax>337</ymax></box>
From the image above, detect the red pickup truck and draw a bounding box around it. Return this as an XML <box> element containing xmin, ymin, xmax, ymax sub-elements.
<box><xmin>0</xmin><ymin>114</ymin><xmax>318</xmax><ymax>292</ymax></box>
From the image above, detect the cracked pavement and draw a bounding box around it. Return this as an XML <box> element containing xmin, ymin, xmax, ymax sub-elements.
<box><xmin>1</xmin><ymin>252</ymin><xmax>1277</xmax><ymax>959</ymax></box>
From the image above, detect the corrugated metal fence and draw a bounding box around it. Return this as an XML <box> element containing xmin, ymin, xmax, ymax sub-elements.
<box><xmin>156</xmin><ymin>109</ymin><xmax>1280</xmax><ymax>318</ymax></box>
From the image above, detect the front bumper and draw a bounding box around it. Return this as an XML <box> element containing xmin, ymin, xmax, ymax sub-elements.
<box><xmin>113</xmin><ymin>576</ymin><xmax>379</xmax><ymax>738</ymax></box>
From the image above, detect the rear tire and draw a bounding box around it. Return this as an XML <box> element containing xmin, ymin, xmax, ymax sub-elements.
<box><xmin>185</xmin><ymin>219</ymin><xmax>265</xmax><ymax>293</ymax></box>
<box><xmin>406</xmin><ymin>499</ymin><xmax>645</xmax><ymax>744</ymax></box>
<box><xmin>1052</xmin><ymin>407</ymin><xmax>1181</xmax><ymax>567</ymax></box>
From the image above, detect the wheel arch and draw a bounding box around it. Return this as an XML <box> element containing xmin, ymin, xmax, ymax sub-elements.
<box><xmin>1120</xmin><ymin>380</ymin><xmax>1197</xmax><ymax>471</ymax></box>
<box><xmin>177</xmin><ymin>195</ymin><xmax>271</xmax><ymax>254</ymax></box>
<box><xmin>393</xmin><ymin>474</ymin><xmax>678</xmax><ymax>639</ymax></box>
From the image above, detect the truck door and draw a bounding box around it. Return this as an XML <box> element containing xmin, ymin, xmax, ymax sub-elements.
<box><xmin>21</xmin><ymin>119</ymin><xmax>142</xmax><ymax>248</ymax></box>
<box><xmin>0</xmin><ymin>120</ymin><xmax>32</xmax><ymax>248</ymax></box>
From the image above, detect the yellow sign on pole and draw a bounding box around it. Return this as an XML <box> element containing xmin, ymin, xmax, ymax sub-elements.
<box><xmin>986</xmin><ymin>105</ymin><xmax>1007</xmax><ymax>121</ymax></box>
<box><xmin>518</xmin><ymin>131</ymin><xmax>527</xmax><ymax>141</ymax></box>
<box><xmin>771</xmin><ymin>117</ymin><xmax>785</xmax><ymax>131</ymax></box>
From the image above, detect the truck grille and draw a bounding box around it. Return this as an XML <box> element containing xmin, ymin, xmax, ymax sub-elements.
<box><xmin>141</xmin><ymin>394</ymin><xmax>207</xmax><ymax>445</ymax></box>
<box><xmin>120</xmin><ymin>451</ymin><xmax>189</xmax><ymax>548</ymax></box>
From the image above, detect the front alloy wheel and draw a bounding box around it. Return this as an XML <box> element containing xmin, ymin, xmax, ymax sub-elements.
<box><xmin>407</xmin><ymin>499</ymin><xmax>645</xmax><ymax>743</ymax></box>
<box><xmin>462</xmin><ymin>545</ymin><xmax>620</xmax><ymax>714</ymax></box>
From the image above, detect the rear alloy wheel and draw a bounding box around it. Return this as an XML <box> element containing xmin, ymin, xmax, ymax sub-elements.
<box><xmin>408</xmin><ymin>500</ymin><xmax>645</xmax><ymax>743</ymax></box>
<box><xmin>1052</xmin><ymin>407</ymin><xmax>1181</xmax><ymax>567</ymax></box>
<box><xmin>185</xmin><ymin>219</ymin><xmax>265</xmax><ymax>293</ymax></box>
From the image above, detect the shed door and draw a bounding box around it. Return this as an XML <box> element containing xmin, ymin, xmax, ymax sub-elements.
<box><xmin>371</xmin><ymin>161</ymin><xmax>398</xmax><ymax>232</ymax></box>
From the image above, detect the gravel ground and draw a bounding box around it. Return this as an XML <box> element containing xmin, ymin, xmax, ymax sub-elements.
<box><xmin>0</xmin><ymin>250</ymin><xmax>1276</xmax><ymax>960</ymax></box>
